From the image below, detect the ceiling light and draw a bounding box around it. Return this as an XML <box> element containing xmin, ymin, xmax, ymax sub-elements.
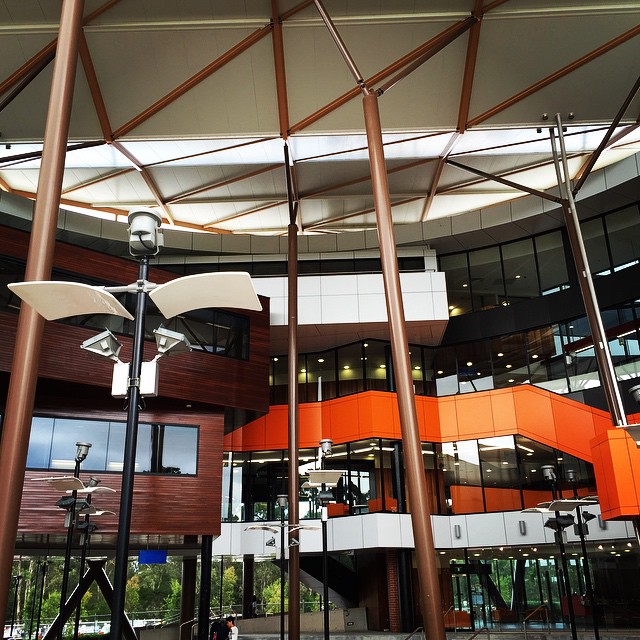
<box><xmin>379</xmin><ymin>364</ymin><xmax>386</xmax><ymax>368</ymax></box>
<box><xmin>318</xmin><ymin>358</ymin><xmax>325</xmax><ymax>363</ymax></box>
<box><xmin>449</xmin><ymin>305</ymin><xmax>455</xmax><ymax>310</ymax></box>
<box><xmin>363</xmin><ymin>343</ymin><xmax>368</xmax><ymax>347</ymax></box>
<box><xmin>508</xmin><ymin>378</ymin><xmax>514</xmax><ymax>383</ymax></box>
<box><xmin>466</xmin><ymin>361</ymin><xmax>473</xmax><ymax>366</ymax></box>
<box><xmin>506</xmin><ymin>364</ymin><xmax>512</xmax><ymax>368</ymax></box>
<box><xmin>532</xmin><ymin>354</ymin><xmax>539</xmax><ymax>359</ymax></box>
<box><xmin>437</xmin><ymin>370</ymin><xmax>443</xmax><ymax>375</ymax></box>
<box><xmin>463</xmin><ymin>283</ymin><xmax>468</xmax><ymax>287</ymax></box>
<box><xmin>414</xmin><ymin>366</ymin><xmax>421</xmax><ymax>370</ymax></box>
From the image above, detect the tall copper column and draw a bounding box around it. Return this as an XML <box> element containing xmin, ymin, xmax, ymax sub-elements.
<box><xmin>287</xmin><ymin>220</ymin><xmax>300</xmax><ymax>640</ymax></box>
<box><xmin>0</xmin><ymin>0</ymin><xmax>85</xmax><ymax>627</ymax></box>
<box><xmin>363</xmin><ymin>92</ymin><xmax>445</xmax><ymax>640</ymax></box>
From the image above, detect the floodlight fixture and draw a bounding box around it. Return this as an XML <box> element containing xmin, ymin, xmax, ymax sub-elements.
<box><xmin>319</xmin><ymin>439</ymin><xmax>333</xmax><ymax>456</ymax></box>
<box><xmin>265</xmin><ymin>537</ymin><xmax>276</xmax><ymax>547</ymax></box>
<box><xmin>127</xmin><ymin>208</ymin><xmax>164</xmax><ymax>257</ymax></box>
<box><xmin>75</xmin><ymin>442</ymin><xmax>92</xmax><ymax>463</ymax></box>
<box><xmin>565</xmin><ymin>468</ymin><xmax>577</xmax><ymax>483</ymax></box>
<box><xmin>541</xmin><ymin>464</ymin><xmax>557</xmax><ymax>482</ymax></box>
<box><xmin>276</xmin><ymin>494</ymin><xmax>289</xmax><ymax>509</ymax></box>
<box><xmin>544</xmin><ymin>514</ymin><xmax>575</xmax><ymax>532</ymax></box>
<box><xmin>317</xmin><ymin>490</ymin><xmax>334</xmax><ymax>506</ymax></box>
<box><xmin>81</xmin><ymin>329</ymin><xmax>123</xmax><ymax>362</ymax></box>
<box><xmin>582</xmin><ymin>511</ymin><xmax>597</xmax><ymax>522</ymax></box>
<box><xmin>153</xmin><ymin>326</ymin><xmax>192</xmax><ymax>357</ymax></box>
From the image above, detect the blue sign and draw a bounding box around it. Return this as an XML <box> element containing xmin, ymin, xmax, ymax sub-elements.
<box><xmin>139</xmin><ymin>550</ymin><xmax>168</xmax><ymax>564</ymax></box>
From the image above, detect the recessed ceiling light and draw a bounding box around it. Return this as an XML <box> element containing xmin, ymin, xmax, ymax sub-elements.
<box><xmin>363</xmin><ymin>343</ymin><xmax>368</xmax><ymax>347</ymax></box>
<box><xmin>466</xmin><ymin>361</ymin><xmax>473</xmax><ymax>366</ymax></box>
<box><xmin>437</xmin><ymin>370</ymin><xmax>443</xmax><ymax>375</ymax></box>
<box><xmin>273</xmin><ymin>357</ymin><xmax>278</xmax><ymax>361</ymax></box>
<box><xmin>497</xmin><ymin>352</ymin><xmax>504</xmax><ymax>357</ymax></box>
<box><xmin>508</xmin><ymin>378</ymin><xmax>514</xmax><ymax>383</ymax></box>
<box><xmin>343</xmin><ymin>365</ymin><xmax>350</xmax><ymax>370</ymax></box>
<box><xmin>463</xmin><ymin>283</ymin><xmax>468</xmax><ymax>287</ymax></box>
<box><xmin>318</xmin><ymin>358</ymin><xmax>325</xmax><ymax>363</ymax></box>
<box><xmin>414</xmin><ymin>366</ymin><xmax>421</xmax><ymax>370</ymax></box>
<box><xmin>379</xmin><ymin>364</ymin><xmax>386</xmax><ymax>369</ymax></box>
<box><xmin>532</xmin><ymin>354</ymin><xmax>539</xmax><ymax>359</ymax></box>
<box><xmin>506</xmin><ymin>364</ymin><xmax>512</xmax><ymax>368</ymax></box>
<box><xmin>300</xmin><ymin>368</ymin><xmax>306</xmax><ymax>373</ymax></box>
<box><xmin>449</xmin><ymin>305</ymin><xmax>455</xmax><ymax>310</ymax></box>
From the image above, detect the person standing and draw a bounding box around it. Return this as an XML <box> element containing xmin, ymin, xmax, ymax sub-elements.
<box><xmin>225</xmin><ymin>616</ymin><xmax>238</xmax><ymax>640</ymax></box>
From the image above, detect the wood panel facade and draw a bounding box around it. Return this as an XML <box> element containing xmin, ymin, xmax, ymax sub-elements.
<box><xmin>0</xmin><ymin>224</ymin><xmax>271</xmax><ymax>548</ymax></box>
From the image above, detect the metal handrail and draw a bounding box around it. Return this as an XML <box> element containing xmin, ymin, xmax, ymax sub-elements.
<box><xmin>443</xmin><ymin>606</ymin><xmax>460</xmax><ymax>630</ymax></box>
<box><xmin>466</xmin><ymin>626</ymin><xmax>490</xmax><ymax>640</ymax></box>
<box><xmin>523</xmin><ymin>604</ymin><xmax>549</xmax><ymax>640</ymax></box>
<box><xmin>403</xmin><ymin>626</ymin><xmax>425</xmax><ymax>640</ymax></box>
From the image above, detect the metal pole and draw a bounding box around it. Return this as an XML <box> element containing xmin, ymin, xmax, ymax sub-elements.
<box><xmin>28</xmin><ymin>563</ymin><xmax>40</xmax><ymax>640</ymax></box>
<box><xmin>549</xmin><ymin>115</ymin><xmax>627</xmax><ymax>426</ymax></box>
<box><xmin>568</xmin><ymin>475</ymin><xmax>600</xmax><ymax>640</ymax></box>
<box><xmin>219</xmin><ymin>557</ymin><xmax>224</xmax><ymax>613</ymax></box>
<box><xmin>548</xmin><ymin>481</ymin><xmax>577</xmax><ymax>640</ymax></box>
<box><xmin>10</xmin><ymin>575</ymin><xmax>22</xmax><ymax>636</ymax></box>
<box><xmin>362</xmin><ymin>90</ymin><xmax>445</xmax><ymax>640</ymax></box>
<box><xmin>110</xmin><ymin>256</ymin><xmax>150</xmax><ymax>640</ymax></box>
<box><xmin>59</xmin><ymin>456</ymin><xmax>82</xmax><ymax>640</ymax></box>
<box><xmin>286</xmin><ymin>218</ymin><xmax>301</xmax><ymax>640</ymax></box>
<box><xmin>280</xmin><ymin>509</ymin><xmax>286</xmax><ymax>640</ymax></box>
<box><xmin>35</xmin><ymin>562</ymin><xmax>47</xmax><ymax>640</ymax></box>
<box><xmin>198</xmin><ymin>536</ymin><xmax>213</xmax><ymax>640</ymax></box>
<box><xmin>0</xmin><ymin>0</ymin><xmax>85</xmax><ymax>626</ymax></box>
<box><xmin>321</xmin><ymin>505</ymin><xmax>329</xmax><ymax>640</ymax></box>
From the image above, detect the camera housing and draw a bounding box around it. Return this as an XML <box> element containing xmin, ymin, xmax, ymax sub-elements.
<box><xmin>127</xmin><ymin>207</ymin><xmax>164</xmax><ymax>256</ymax></box>
<box><xmin>629</xmin><ymin>384</ymin><xmax>640</xmax><ymax>405</ymax></box>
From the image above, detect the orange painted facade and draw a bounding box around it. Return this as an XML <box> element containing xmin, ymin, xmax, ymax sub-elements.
<box><xmin>224</xmin><ymin>387</ymin><xmax>640</xmax><ymax>520</ymax></box>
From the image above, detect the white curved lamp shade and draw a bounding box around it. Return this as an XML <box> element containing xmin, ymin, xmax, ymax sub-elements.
<box><xmin>149</xmin><ymin>272</ymin><xmax>262</xmax><ymax>319</ymax></box>
<box><xmin>8</xmin><ymin>281</ymin><xmax>134</xmax><ymax>321</ymax></box>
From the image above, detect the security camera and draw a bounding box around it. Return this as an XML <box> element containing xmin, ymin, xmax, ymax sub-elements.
<box><xmin>541</xmin><ymin>464</ymin><xmax>556</xmax><ymax>483</ymax></box>
<box><xmin>127</xmin><ymin>208</ymin><xmax>164</xmax><ymax>257</ymax></box>
<box><xmin>629</xmin><ymin>384</ymin><xmax>640</xmax><ymax>405</ymax></box>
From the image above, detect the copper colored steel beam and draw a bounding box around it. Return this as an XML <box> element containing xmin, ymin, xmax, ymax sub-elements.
<box><xmin>363</xmin><ymin>91</ymin><xmax>445</xmax><ymax>640</ymax></box>
<box><xmin>0</xmin><ymin>0</ymin><xmax>85</xmax><ymax>628</ymax></box>
<box><xmin>456</xmin><ymin>1</ymin><xmax>483</xmax><ymax>132</ymax></box>
<box><xmin>0</xmin><ymin>41</ymin><xmax>57</xmax><ymax>97</ymax></box>
<box><xmin>573</xmin><ymin>73</ymin><xmax>640</xmax><ymax>194</ymax></box>
<box><xmin>287</xmin><ymin>220</ymin><xmax>301</xmax><ymax>640</ymax></box>
<box><xmin>291</xmin><ymin>17</ymin><xmax>476</xmax><ymax>134</ymax></box>
<box><xmin>113</xmin><ymin>24</ymin><xmax>272</xmax><ymax>139</ymax></box>
<box><xmin>272</xmin><ymin>1</ymin><xmax>291</xmax><ymax>138</ymax></box>
<box><xmin>468</xmin><ymin>23</ymin><xmax>640</xmax><ymax>127</ymax></box>
<box><xmin>280</xmin><ymin>0</ymin><xmax>314</xmax><ymax>22</ymax></box>
<box><xmin>0</xmin><ymin>50</ymin><xmax>55</xmax><ymax>114</ymax></box>
<box><xmin>78</xmin><ymin>32</ymin><xmax>113</xmax><ymax>141</ymax></box>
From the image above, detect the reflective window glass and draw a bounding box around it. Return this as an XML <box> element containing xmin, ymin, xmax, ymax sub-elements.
<box><xmin>161</xmin><ymin>425</ymin><xmax>198</xmax><ymax>475</ymax></box>
<box><xmin>535</xmin><ymin>231</ymin><xmax>568</xmax><ymax>294</ymax></box>
<box><xmin>337</xmin><ymin>343</ymin><xmax>365</xmax><ymax>396</ymax></box>
<box><xmin>439</xmin><ymin>253</ymin><xmax>472</xmax><ymax>316</ymax></box>
<box><xmin>605</xmin><ymin>205</ymin><xmax>640</xmax><ymax>271</ymax></box>
<box><xmin>582</xmin><ymin>217</ymin><xmax>610</xmax><ymax>275</ymax></box>
<box><xmin>26</xmin><ymin>417</ymin><xmax>55</xmax><ymax>469</ymax></box>
<box><xmin>442</xmin><ymin>440</ymin><xmax>482</xmax><ymax>514</ymax></box>
<box><xmin>364</xmin><ymin>340</ymin><xmax>390</xmax><ymax>392</ymax></box>
<box><xmin>469</xmin><ymin>246</ymin><xmax>505</xmax><ymax>310</ymax></box>
<box><xmin>478</xmin><ymin>436</ymin><xmax>521</xmax><ymax>512</ymax></box>
<box><xmin>502</xmin><ymin>238</ymin><xmax>540</xmax><ymax>303</ymax></box>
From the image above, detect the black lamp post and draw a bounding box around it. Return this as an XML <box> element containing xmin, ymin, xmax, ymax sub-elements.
<box><xmin>318</xmin><ymin>439</ymin><xmax>333</xmax><ymax>640</ymax></box>
<box><xmin>566</xmin><ymin>469</ymin><xmax>600</xmax><ymax>640</ymax></box>
<box><xmin>10</xmin><ymin>574</ymin><xmax>22</xmax><ymax>637</ymax></box>
<box><xmin>58</xmin><ymin>442</ymin><xmax>91</xmax><ymax>640</ymax></box>
<box><xmin>276</xmin><ymin>494</ymin><xmax>288</xmax><ymax>640</ymax></box>
<box><xmin>541</xmin><ymin>465</ymin><xmax>578</xmax><ymax>640</ymax></box>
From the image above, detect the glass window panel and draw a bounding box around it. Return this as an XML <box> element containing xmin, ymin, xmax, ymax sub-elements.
<box><xmin>443</xmin><ymin>440</ymin><xmax>482</xmax><ymax>514</ymax></box>
<box><xmin>337</xmin><ymin>343</ymin><xmax>365</xmax><ymax>396</ymax></box>
<box><xmin>160</xmin><ymin>425</ymin><xmax>197</xmax><ymax>475</ymax></box>
<box><xmin>456</xmin><ymin>341</ymin><xmax>493</xmax><ymax>394</ymax></box>
<box><xmin>478</xmin><ymin>436</ymin><xmax>521</xmax><ymax>512</ymax></box>
<box><xmin>364</xmin><ymin>340</ymin><xmax>390</xmax><ymax>391</ymax></box>
<box><xmin>491</xmin><ymin>334</ymin><xmax>529</xmax><ymax>388</ymax></box>
<box><xmin>439</xmin><ymin>253</ymin><xmax>472</xmax><ymax>316</ymax></box>
<box><xmin>535</xmin><ymin>231</ymin><xmax>568</xmax><ymax>294</ymax></box>
<box><xmin>50</xmin><ymin>418</ymin><xmax>110</xmax><ymax>472</ymax></box>
<box><xmin>106</xmin><ymin>422</ymin><xmax>151</xmax><ymax>473</ymax></box>
<box><xmin>606</xmin><ymin>205</ymin><xmax>640</xmax><ymax>271</ymax></box>
<box><xmin>527</xmin><ymin>327</ymin><xmax>560</xmax><ymax>386</ymax></box>
<box><xmin>502</xmin><ymin>238</ymin><xmax>540</xmax><ymax>303</ymax></box>
<box><xmin>516</xmin><ymin>436</ymin><xmax>557</xmax><ymax>507</ymax></box>
<box><xmin>434</xmin><ymin>346</ymin><xmax>459</xmax><ymax>396</ymax></box>
<box><xmin>26</xmin><ymin>417</ymin><xmax>55</xmax><ymax>468</ymax></box>
<box><xmin>409</xmin><ymin>346</ymin><xmax>426</xmax><ymax>395</ymax></box>
<box><xmin>582</xmin><ymin>217</ymin><xmax>610</xmax><ymax>275</ymax></box>
<box><xmin>313</xmin><ymin>350</ymin><xmax>337</xmax><ymax>401</ymax></box>
<box><xmin>469</xmin><ymin>246</ymin><xmax>505</xmax><ymax>310</ymax></box>
<box><xmin>271</xmin><ymin>356</ymin><xmax>288</xmax><ymax>405</ymax></box>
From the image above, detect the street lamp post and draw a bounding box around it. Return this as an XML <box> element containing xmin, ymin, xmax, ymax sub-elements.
<box><xmin>566</xmin><ymin>469</ymin><xmax>600</xmax><ymax>640</ymax></box>
<box><xmin>319</xmin><ymin>439</ymin><xmax>333</xmax><ymax>640</ymax></box>
<box><xmin>276</xmin><ymin>495</ymin><xmax>288</xmax><ymax>640</ymax></box>
<box><xmin>9</xmin><ymin>208</ymin><xmax>262</xmax><ymax>640</ymax></box>
<box><xmin>541</xmin><ymin>465</ymin><xmax>578</xmax><ymax>640</ymax></box>
<box><xmin>58</xmin><ymin>442</ymin><xmax>91</xmax><ymax>640</ymax></box>
<box><xmin>10</xmin><ymin>574</ymin><xmax>22</xmax><ymax>638</ymax></box>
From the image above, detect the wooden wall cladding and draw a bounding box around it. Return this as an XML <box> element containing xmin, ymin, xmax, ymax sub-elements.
<box><xmin>18</xmin><ymin>409</ymin><xmax>224</xmax><ymax>538</ymax></box>
<box><xmin>0</xmin><ymin>226</ymin><xmax>270</xmax><ymax>414</ymax></box>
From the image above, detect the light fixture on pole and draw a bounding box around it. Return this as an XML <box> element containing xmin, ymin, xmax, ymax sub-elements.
<box><xmin>276</xmin><ymin>494</ymin><xmax>288</xmax><ymax>640</ymax></box>
<box><xmin>540</xmin><ymin>465</ymin><xmax>578</xmax><ymax>640</ymax></box>
<box><xmin>310</xmin><ymin>439</ymin><xmax>343</xmax><ymax>640</ymax></box>
<box><xmin>565</xmin><ymin>469</ymin><xmax>600</xmax><ymax>640</ymax></box>
<box><xmin>57</xmin><ymin>442</ymin><xmax>91</xmax><ymax>640</ymax></box>
<box><xmin>10</xmin><ymin>208</ymin><xmax>262</xmax><ymax>640</ymax></box>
